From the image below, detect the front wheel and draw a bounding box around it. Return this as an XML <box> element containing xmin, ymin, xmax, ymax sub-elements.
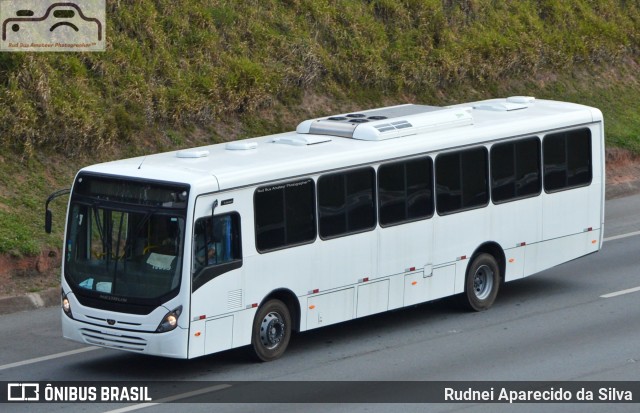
<box><xmin>250</xmin><ymin>299</ymin><xmax>292</xmax><ymax>362</ymax></box>
<box><xmin>462</xmin><ymin>253</ymin><xmax>501</xmax><ymax>311</ymax></box>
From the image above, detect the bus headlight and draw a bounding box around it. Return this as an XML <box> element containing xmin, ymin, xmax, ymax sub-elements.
<box><xmin>156</xmin><ymin>306</ymin><xmax>183</xmax><ymax>333</ymax></box>
<box><xmin>61</xmin><ymin>290</ymin><xmax>73</xmax><ymax>318</ymax></box>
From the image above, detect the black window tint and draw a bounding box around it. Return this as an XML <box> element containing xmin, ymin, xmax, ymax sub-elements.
<box><xmin>347</xmin><ymin>168</ymin><xmax>375</xmax><ymax>231</ymax></box>
<box><xmin>317</xmin><ymin>174</ymin><xmax>346</xmax><ymax>238</ymax></box>
<box><xmin>567</xmin><ymin>130</ymin><xmax>592</xmax><ymax>186</ymax></box>
<box><xmin>516</xmin><ymin>138</ymin><xmax>542</xmax><ymax>196</ymax></box>
<box><xmin>318</xmin><ymin>168</ymin><xmax>376</xmax><ymax>238</ymax></box>
<box><xmin>543</xmin><ymin>133</ymin><xmax>567</xmax><ymax>191</ymax></box>
<box><xmin>491</xmin><ymin>138</ymin><xmax>541</xmax><ymax>203</ymax></box>
<box><xmin>379</xmin><ymin>157</ymin><xmax>434</xmax><ymax>226</ymax></box>
<box><xmin>254</xmin><ymin>179</ymin><xmax>316</xmax><ymax>252</ymax></box>
<box><xmin>435</xmin><ymin>152</ymin><xmax>462</xmax><ymax>214</ymax></box>
<box><xmin>379</xmin><ymin>162</ymin><xmax>404</xmax><ymax>224</ymax></box>
<box><xmin>285</xmin><ymin>180</ymin><xmax>316</xmax><ymax>244</ymax></box>
<box><xmin>436</xmin><ymin>147</ymin><xmax>488</xmax><ymax>215</ymax></box>
<box><xmin>254</xmin><ymin>184</ymin><xmax>285</xmax><ymax>250</ymax></box>
<box><xmin>544</xmin><ymin>129</ymin><xmax>592</xmax><ymax>192</ymax></box>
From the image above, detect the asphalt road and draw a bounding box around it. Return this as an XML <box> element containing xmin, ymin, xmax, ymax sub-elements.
<box><xmin>1</xmin><ymin>194</ymin><xmax>640</xmax><ymax>412</ymax></box>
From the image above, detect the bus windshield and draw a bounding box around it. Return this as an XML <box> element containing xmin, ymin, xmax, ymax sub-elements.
<box><xmin>65</xmin><ymin>204</ymin><xmax>185</xmax><ymax>300</ymax></box>
<box><xmin>64</xmin><ymin>174</ymin><xmax>189</xmax><ymax>303</ymax></box>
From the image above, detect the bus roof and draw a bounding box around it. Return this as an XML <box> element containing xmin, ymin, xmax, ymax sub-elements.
<box><xmin>81</xmin><ymin>97</ymin><xmax>602</xmax><ymax>193</ymax></box>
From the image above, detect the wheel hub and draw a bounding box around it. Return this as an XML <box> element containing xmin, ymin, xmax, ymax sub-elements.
<box><xmin>260</xmin><ymin>312</ymin><xmax>285</xmax><ymax>349</ymax></box>
<box><xmin>473</xmin><ymin>264</ymin><xmax>494</xmax><ymax>300</ymax></box>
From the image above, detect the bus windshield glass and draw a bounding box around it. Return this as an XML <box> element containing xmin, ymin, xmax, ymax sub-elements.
<box><xmin>64</xmin><ymin>175</ymin><xmax>189</xmax><ymax>302</ymax></box>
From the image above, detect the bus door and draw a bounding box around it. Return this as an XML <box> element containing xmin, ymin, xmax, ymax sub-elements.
<box><xmin>189</xmin><ymin>193</ymin><xmax>244</xmax><ymax>358</ymax></box>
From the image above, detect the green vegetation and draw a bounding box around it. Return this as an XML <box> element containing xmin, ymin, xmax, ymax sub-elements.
<box><xmin>0</xmin><ymin>0</ymin><xmax>639</xmax><ymax>257</ymax></box>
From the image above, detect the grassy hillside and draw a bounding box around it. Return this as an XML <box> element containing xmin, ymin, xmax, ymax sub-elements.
<box><xmin>1</xmin><ymin>0</ymin><xmax>640</xmax><ymax>258</ymax></box>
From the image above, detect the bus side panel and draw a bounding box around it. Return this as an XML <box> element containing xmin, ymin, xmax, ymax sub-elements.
<box><xmin>189</xmin><ymin>311</ymin><xmax>256</xmax><ymax>359</ymax></box>
<box><xmin>541</xmin><ymin>123</ymin><xmax>603</xmax><ymax>242</ymax></box>
<box><xmin>523</xmin><ymin>229</ymin><xmax>601</xmax><ymax>275</ymax></box>
<box><xmin>314</xmin><ymin>232</ymin><xmax>376</xmax><ymax>293</ymax></box>
<box><xmin>357</xmin><ymin>279</ymin><xmax>390</xmax><ymax>317</ymax></box>
<box><xmin>243</xmin><ymin>244</ymin><xmax>316</xmax><ymax>307</ymax></box>
<box><xmin>189</xmin><ymin>319</ymin><xmax>206</xmax><ymax>358</ymax></box>
<box><xmin>377</xmin><ymin>219</ymin><xmax>433</xmax><ymax>309</ymax></box>
<box><xmin>433</xmin><ymin>208</ymin><xmax>490</xmax><ymax>295</ymax></box>
<box><xmin>490</xmin><ymin>196</ymin><xmax>542</xmax><ymax>282</ymax></box>
<box><xmin>306</xmin><ymin>288</ymin><xmax>355</xmax><ymax>330</ymax></box>
<box><xmin>503</xmin><ymin>246</ymin><xmax>525</xmax><ymax>281</ymax></box>
<box><xmin>247</xmin><ymin>230</ymin><xmax>374</xmax><ymax>334</ymax></box>
<box><xmin>205</xmin><ymin>316</ymin><xmax>233</xmax><ymax>354</ymax></box>
<box><xmin>525</xmin><ymin>186</ymin><xmax>599</xmax><ymax>276</ymax></box>
<box><xmin>377</xmin><ymin>220</ymin><xmax>433</xmax><ymax>280</ymax></box>
<box><xmin>525</xmin><ymin>123</ymin><xmax>603</xmax><ymax>276</ymax></box>
<box><xmin>542</xmin><ymin>187</ymin><xmax>592</xmax><ymax>241</ymax></box>
<box><xmin>403</xmin><ymin>264</ymin><xmax>455</xmax><ymax>306</ymax></box>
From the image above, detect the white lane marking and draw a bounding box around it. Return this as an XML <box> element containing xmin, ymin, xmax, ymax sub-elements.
<box><xmin>0</xmin><ymin>346</ymin><xmax>99</xmax><ymax>372</ymax></box>
<box><xmin>603</xmin><ymin>230</ymin><xmax>640</xmax><ymax>242</ymax></box>
<box><xmin>601</xmin><ymin>286</ymin><xmax>640</xmax><ymax>299</ymax></box>
<box><xmin>102</xmin><ymin>384</ymin><xmax>232</xmax><ymax>413</ymax></box>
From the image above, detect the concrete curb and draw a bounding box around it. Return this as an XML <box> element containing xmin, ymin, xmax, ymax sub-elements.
<box><xmin>0</xmin><ymin>287</ymin><xmax>59</xmax><ymax>315</ymax></box>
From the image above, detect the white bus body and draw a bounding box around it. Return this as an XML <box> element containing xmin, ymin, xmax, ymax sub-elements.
<box><xmin>59</xmin><ymin>97</ymin><xmax>604</xmax><ymax>360</ymax></box>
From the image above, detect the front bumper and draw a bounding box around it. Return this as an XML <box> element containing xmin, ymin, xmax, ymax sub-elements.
<box><xmin>62</xmin><ymin>311</ymin><xmax>189</xmax><ymax>359</ymax></box>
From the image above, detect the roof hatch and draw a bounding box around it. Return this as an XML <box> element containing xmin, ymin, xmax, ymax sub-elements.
<box><xmin>176</xmin><ymin>149</ymin><xmax>209</xmax><ymax>158</ymax></box>
<box><xmin>474</xmin><ymin>96</ymin><xmax>536</xmax><ymax>112</ymax></box>
<box><xmin>226</xmin><ymin>141</ymin><xmax>258</xmax><ymax>150</ymax></box>
<box><xmin>271</xmin><ymin>135</ymin><xmax>332</xmax><ymax>146</ymax></box>
<box><xmin>296</xmin><ymin>104</ymin><xmax>473</xmax><ymax>141</ymax></box>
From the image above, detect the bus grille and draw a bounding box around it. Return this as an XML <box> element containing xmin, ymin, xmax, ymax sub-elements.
<box><xmin>80</xmin><ymin>328</ymin><xmax>147</xmax><ymax>352</ymax></box>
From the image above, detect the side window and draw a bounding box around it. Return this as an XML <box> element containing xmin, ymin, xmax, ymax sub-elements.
<box><xmin>436</xmin><ymin>147</ymin><xmax>489</xmax><ymax>215</ymax></box>
<box><xmin>543</xmin><ymin>128</ymin><xmax>592</xmax><ymax>192</ymax></box>
<box><xmin>491</xmin><ymin>137</ymin><xmax>541</xmax><ymax>203</ymax></box>
<box><xmin>193</xmin><ymin>212</ymin><xmax>242</xmax><ymax>290</ymax></box>
<box><xmin>318</xmin><ymin>167</ymin><xmax>376</xmax><ymax>239</ymax></box>
<box><xmin>254</xmin><ymin>179</ymin><xmax>316</xmax><ymax>252</ymax></box>
<box><xmin>378</xmin><ymin>156</ymin><xmax>434</xmax><ymax>226</ymax></box>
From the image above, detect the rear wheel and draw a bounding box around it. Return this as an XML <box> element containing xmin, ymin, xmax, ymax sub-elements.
<box><xmin>250</xmin><ymin>299</ymin><xmax>291</xmax><ymax>362</ymax></box>
<box><xmin>462</xmin><ymin>253</ymin><xmax>501</xmax><ymax>311</ymax></box>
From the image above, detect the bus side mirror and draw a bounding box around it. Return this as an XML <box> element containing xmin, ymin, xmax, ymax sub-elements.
<box><xmin>44</xmin><ymin>188</ymin><xmax>71</xmax><ymax>234</ymax></box>
<box><xmin>45</xmin><ymin>209</ymin><xmax>53</xmax><ymax>234</ymax></box>
<box><xmin>211</xmin><ymin>199</ymin><xmax>218</xmax><ymax>218</ymax></box>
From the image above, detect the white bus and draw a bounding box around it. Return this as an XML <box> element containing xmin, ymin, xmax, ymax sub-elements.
<box><xmin>47</xmin><ymin>96</ymin><xmax>604</xmax><ymax>361</ymax></box>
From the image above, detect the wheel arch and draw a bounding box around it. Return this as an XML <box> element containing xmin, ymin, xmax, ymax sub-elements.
<box><xmin>469</xmin><ymin>241</ymin><xmax>506</xmax><ymax>283</ymax></box>
<box><xmin>258</xmin><ymin>288</ymin><xmax>301</xmax><ymax>332</ymax></box>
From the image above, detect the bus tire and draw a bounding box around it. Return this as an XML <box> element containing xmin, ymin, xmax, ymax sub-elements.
<box><xmin>251</xmin><ymin>299</ymin><xmax>291</xmax><ymax>362</ymax></box>
<box><xmin>462</xmin><ymin>253</ymin><xmax>501</xmax><ymax>311</ymax></box>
